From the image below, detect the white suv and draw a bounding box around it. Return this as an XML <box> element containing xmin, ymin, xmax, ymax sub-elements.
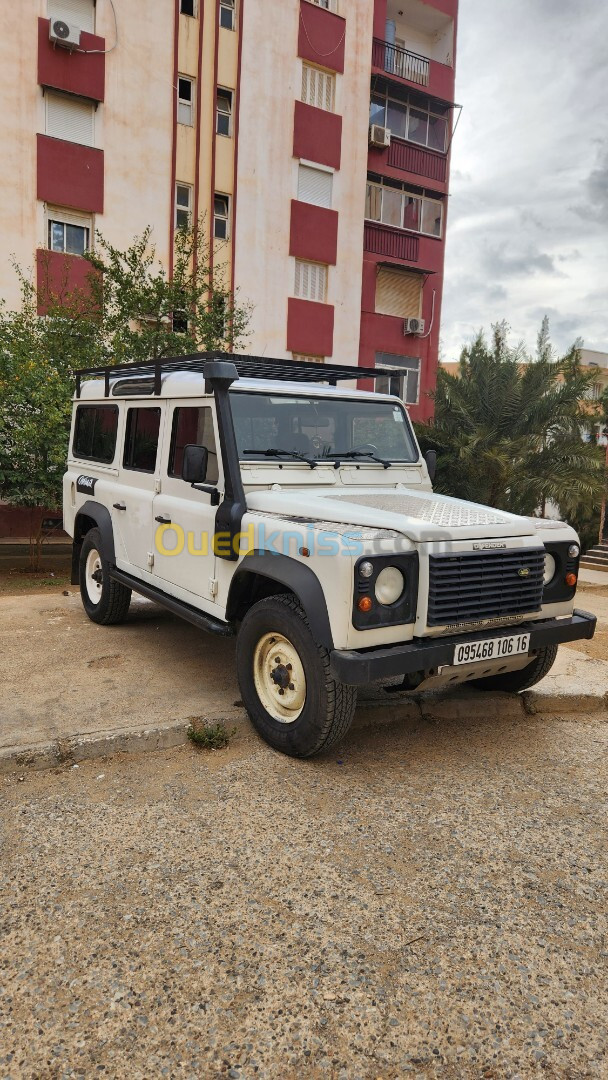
<box><xmin>63</xmin><ymin>354</ymin><xmax>596</xmax><ymax>757</ymax></box>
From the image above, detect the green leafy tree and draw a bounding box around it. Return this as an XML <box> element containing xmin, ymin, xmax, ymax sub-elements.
<box><xmin>0</xmin><ymin>222</ymin><xmax>251</xmax><ymax>567</ymax></box>
<box><xmin>416</xmin><ymin>320</ymin><xmax>606</xmax><ymax>523</ymax></box>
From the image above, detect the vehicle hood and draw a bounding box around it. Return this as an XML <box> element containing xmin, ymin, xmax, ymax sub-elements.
<box><xmin>245</xmin><ymin>486</ymin><xmax>537</xmax><ymax>543</ymax></box>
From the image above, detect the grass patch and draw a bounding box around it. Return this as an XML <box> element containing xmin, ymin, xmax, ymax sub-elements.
<box><xmin>186</xmin><ymin>717</ymin><xmax>236</xmax><ymax>751</ymax></box>
<box><xmin>0</xmin><ymin>567</ymin><xmax>72</xmax><ymax>596</ymax></box>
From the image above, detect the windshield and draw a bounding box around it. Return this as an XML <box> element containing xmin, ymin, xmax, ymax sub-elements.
<box><xmin>230</xmin><ymin>391</ymin><xmax>419</xmax><ymax>463</ymax></box>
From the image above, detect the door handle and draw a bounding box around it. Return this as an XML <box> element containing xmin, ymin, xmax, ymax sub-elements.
<box><xmin>113</xmin><ymin>502</ymin><xmax>126</xmax><ymax>511</ymax></box>
<box><xmin>155</xmin><ymin>515</ymin><xmax>172</xmax><ymax>524</ymax></box>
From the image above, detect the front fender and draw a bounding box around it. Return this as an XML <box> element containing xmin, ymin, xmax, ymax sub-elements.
<box><xmin>226</xmin><ymin>550</ymin><xmax>334</xmax><ymax>649</ymax></box>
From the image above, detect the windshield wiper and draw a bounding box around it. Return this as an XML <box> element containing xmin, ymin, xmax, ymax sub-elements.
<box><xmin>243</xmin><ymin>448</ymin><xmax>317</xmax><ymax>470</ymax></box>
<box><xmin>325</xmin><ymin>450</ymin><xmax>392</xmax><ymax>470</ymax></box>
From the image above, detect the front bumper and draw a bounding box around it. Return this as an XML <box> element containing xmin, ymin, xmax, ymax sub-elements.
<box><xmin>329</xmin><ymin>609</ymin><xmax>597</xmax><ymax>687</ymax></box>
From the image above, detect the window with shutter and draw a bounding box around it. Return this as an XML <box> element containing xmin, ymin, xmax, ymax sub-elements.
<box><xmin>297</xmin><ymin>165</ymin><xmax>333</xmax><ymax>209</ymax></box>
<box><xmin>294</xmin><ymin>260</ymin><xmax>328</xmax><ymax>303</ymax></box>
<box><xmin>375</xmin><ymin>353</ymin><xmax>421</xmax><ymax>405</ymax></box>
<box><xmin>301</xmin><ymin>64</ymin><xmax>335</xmax><ymax>112</ymax></box>
<box><xmin>48</xmin><ymin>0</ymin><xmax>95</xmax><ymax>32</ymax></box>
<box><xmin>46</xmin><ymin>93</ymin><xmax>95</xmax><ymax>146</ymax></box>
<box><xmin>375</xmin><ymin>269</ymin><xmax>422</xmax><ymax>319</ymax></box>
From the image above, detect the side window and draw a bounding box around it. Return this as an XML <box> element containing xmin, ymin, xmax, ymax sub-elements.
<box><xmin>123</xmin><ymin>408</ymin><xmax>161</xmax><ymax>473</ymax></box>
<box><xmin>169</xmin><ymin>407</ymin><xmax>219</xmax><ymax>484</ymax></box>
<box><xmin>73</xmin><ymin>405</ymin><xmax>118</xmax><ymax>463</ymax></box>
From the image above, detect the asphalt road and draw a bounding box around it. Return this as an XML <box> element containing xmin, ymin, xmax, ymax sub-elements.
<box><xmin>1</xmin><ymin>703</ymin><xmax>607</xmax><ymax>1078</ymax></box>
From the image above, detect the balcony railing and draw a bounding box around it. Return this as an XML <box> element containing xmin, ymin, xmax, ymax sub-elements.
<box><xmin>387</xmin><ymin>140</ymin><xmax>447</xmax><ymax>183</ymax></box>
<box><xmin>372</xmin><ymin>38</ymin><xmax>429</xmax><ymax>87</ymax></box>
<box><xmin>364</xmin><ymin>222</ymin><xmax>419</xmax><ymax>262</ymax></box>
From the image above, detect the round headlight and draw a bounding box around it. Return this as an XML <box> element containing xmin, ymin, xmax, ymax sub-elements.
<box><xmin>543</xmin><ymin>553</ymin><xmax>556</xmax><ymax>585</ymax></box>
<box><xmin>374</xmin><ymin>566</ymin><xmax>405</xmax><ymax>606</ymax></box>
<box><xmin>568</xmin><ymin>544</ymin><xmax>580</xmax><ymax>559</ymax></box>
<box><xmin>359</xmin><ymin>560</ymin><xmax>374</xmax><ymax>579</ymax></box>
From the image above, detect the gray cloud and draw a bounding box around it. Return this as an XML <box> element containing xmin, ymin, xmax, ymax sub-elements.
<box><xmin>442</xmin><ymin>0</ymin><xmax>608</xmax><ymax>359</ymax></box>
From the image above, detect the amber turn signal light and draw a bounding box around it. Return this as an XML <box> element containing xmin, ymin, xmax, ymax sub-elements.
<box><xmin>357</xmin><ymin>596</ymin><xmax>373</xmax><ymax>613</ymax></box>
<box><xmin>565</xmin><ymin>572</ymin><xmax>577</xmax><ymax>587</ymax></box>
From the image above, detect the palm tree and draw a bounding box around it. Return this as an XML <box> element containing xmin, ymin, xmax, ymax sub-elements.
<box><xmin>417</xmin><ymin>321</ymin><xmax>606</xmax><ymax>521</ymax></box>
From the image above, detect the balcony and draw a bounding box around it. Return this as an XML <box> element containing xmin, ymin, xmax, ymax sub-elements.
<box><xmin>386</xmin><ymin>140</ymin><xmax>447</xmax><ymax>185</ymax></box>
<box><xmin>38</xmin><ymin>18</ymin><xmax>105</xmax><ymax>102</ymax></box>
<box><xmin>364</xmin><ymin>222</ymin><xmax>419</xmax><ymax>263</ymax></box>
<box><xmin>372</xmin><ymin>38</ymin><xmax>454</xmax><ymax>102</ymax></box>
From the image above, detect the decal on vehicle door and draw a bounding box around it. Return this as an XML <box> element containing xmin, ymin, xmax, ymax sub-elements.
<box><xmin>76</xmin><ymin>475</ymin><xmax>98</xmax><ymax>494</ymax></box>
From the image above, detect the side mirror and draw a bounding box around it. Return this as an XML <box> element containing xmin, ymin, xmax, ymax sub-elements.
<box><xmin>182</xmin><ymin>444</ymin><xmax>209</xmax><ymax>484</ymax></box>
<box><xmin>424</xmin><ymin>449</ymin><xmax>437</xmax><ymax>483</ymax></box>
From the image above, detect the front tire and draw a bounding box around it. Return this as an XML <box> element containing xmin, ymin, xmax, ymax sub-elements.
<box><xmin>79</xmin><ymin>528</ymin><xmax>132</xmax><ymax>625</ymax></box>
<box><xmin>236</xmin><ymin>593</ymin><xmax>357</xmax><ymax>758</ymax></box>
<box><xmin>470</xmin><ymin>645</ymin><xmax>558</xmax><ymax>692</ymax></box>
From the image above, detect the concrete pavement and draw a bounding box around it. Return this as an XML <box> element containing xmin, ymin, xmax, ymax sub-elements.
<box><xmin>1</xmin><ymin>581</ymin><xmax>606</xmax><ymax>774</ymax></box>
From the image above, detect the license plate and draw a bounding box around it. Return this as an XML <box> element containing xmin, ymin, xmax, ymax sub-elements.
<box><xmin>452</xmin><ymin>633</ymin><xmax>531</xmax><ymax>667</ymax></box>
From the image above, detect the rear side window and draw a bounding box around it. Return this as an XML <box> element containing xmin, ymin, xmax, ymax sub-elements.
<box><xmin>123</xmin><ymin>408</ymin><xmax>162</xmax><ymax>473</ymax></box>
<box><xmin>73</xmin><ymin>405</ymin><xmax>118</xmax><ymax>463</ymax></box>
<box><xmin>169</xmin><ymin>407</ymin><xmax>219</xmax><ymax>483</ymax></box>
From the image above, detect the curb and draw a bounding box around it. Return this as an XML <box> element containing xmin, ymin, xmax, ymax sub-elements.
<box><xmin>1</xmin><ymin>688</ymin><xmax>607</xmax><ymax>777</ymax></box>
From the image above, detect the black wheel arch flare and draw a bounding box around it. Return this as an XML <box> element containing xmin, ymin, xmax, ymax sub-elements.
<box><xmin>226</xmin><ymin>551</ymin><xmax>334</xmax><ymax>649</ymax></box>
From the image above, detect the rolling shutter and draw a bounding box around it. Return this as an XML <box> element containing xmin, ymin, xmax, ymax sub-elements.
<box><xmin>297</xmin><ymin>165</ymin><xmax>333</xmax><ymax>208</ymax></box>
<box><xmin>375</xmin><ymin>269</ymin><xmax>422</xmax><ymax>318</ymax></box>
<box><xmin>46</xmin><ymin>93</ymin><xmax>95</xmax><ymax>146</ymax></box>
<box><xmin>294</xmin><ymin>260</ymin><xmax>328</xmax><ymax>302</ymax></box>
<box><xmin>48</xmin><ymin>0</ymin><xmax>95</xmax><ymax>33</ymax></box>
<box><xmin>301</xmin><ymin>64</ymin><xmax>335</xmax><ymax>112</ymax></box>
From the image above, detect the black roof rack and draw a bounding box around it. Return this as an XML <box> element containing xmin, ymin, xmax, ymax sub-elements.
<box><xmin>74</xmin><ymin>351</ymin><xmax>394</xmax><ymax>398</ymax></box>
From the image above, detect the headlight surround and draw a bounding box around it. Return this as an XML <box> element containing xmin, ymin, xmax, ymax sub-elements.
<box><xmin>374</xmin><ymin>566</ymin><xmax>405</xmax><ymax>606</ymax></box>
<box><xmin>353</xmin><ymin>553</ymin><xmax>419</xmax><ymax>630</ymax></box>
<box><xmin>543</xmin><ymin>552</ymin><xmax>556</xmax><ymax>585</ymax></box>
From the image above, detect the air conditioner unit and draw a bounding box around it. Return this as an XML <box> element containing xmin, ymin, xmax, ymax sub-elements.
<box><xmin>369</xmin><ymin>124</ymin><xmax>391</xmax><ymax>149</ymax></box>
<box><xmin>49</xmin><ymin>18</ymin><xmax>81</xmax><ymax>50</ymax></box>
<box><xmin>404</xmin><ymin>317</ymin><xmax>425</xmax><ymax>336</ymax></box>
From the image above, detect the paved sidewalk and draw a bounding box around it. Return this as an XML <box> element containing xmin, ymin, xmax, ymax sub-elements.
<box><xmin>1</xmin><ymin>583</ymin><xmax>606</xmax><ymax>773</ymax></box>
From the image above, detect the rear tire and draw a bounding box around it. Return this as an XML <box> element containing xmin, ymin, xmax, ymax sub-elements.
<box><xmin>470</xmin><ymin>645</ymin><xmax>558</xmax><ymax>692</ymax></box>
<box><xmin>236</xmin><ymin>593</ymin><xmax>357</xmax><ymax>758</ymax></box>
<box><xmin>79</xmin><ymin>528</ymin><xmax>131</xmax><ymax>626</ymax></box>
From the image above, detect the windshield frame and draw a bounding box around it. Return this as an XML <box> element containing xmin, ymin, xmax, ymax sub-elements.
<box><xmin>230</xmin><ymin>388</ymin><xmax>421</xmax><ymax>466</ymax></box>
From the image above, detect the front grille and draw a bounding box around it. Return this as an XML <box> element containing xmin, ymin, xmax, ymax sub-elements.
<box><xmin>427</xmin><ymin>547</ymin><xmax>545</xmax><ymax>627</ymax></box>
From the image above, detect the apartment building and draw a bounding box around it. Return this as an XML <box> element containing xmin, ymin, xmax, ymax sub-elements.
<box><xmin>0</xmin><ymin>0</ymin><xmax>458</xmax><ymax>422</ymax></box>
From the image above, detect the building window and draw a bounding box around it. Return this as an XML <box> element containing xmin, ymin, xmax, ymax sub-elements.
<box><xmin>48</xmin><ymin>0</ymin><xmax>95</xmax><ymax>34</ymax></box>
<box><xmin>370</xmin><ymin>92</ymin><xmax>448</xmax><ymax>153</ymax></box>
<box><xmin>175</xmin><ymin>184</ymin><xmax>192</xmax><ymax>230</ymax></box>
<box><xmin>297</xmin><ymin>164</ymin><xmax>333</xmax><ymax>209</ymax></box>
<box><xmin>307</xmin><ymin>0</ymin><xmax>338</xmax><ymax>11</ymax></box>
<box><xmin>292</xmin><ymin>353</ymin><xmax>325</xmax><ymax>364</ymax></box>
<box><xmin>375</xmin><ymin>269</ymin><xmax>422</xmax><ymax>319</ymax></box>
<box><xmin>123</xmin><ymin>408</ymin><xmax>162</xmax><ymax>473</ymax></box>
<box><xmin>294</xmin><ymin>259</ymin><xmax>328</xmax><ymax>303</ymax></box>
<box><xmin>178</xmin><ymin>77</ymin><xmax>194</xmax><ymax>126</ymax></box>
<box><xmin>73</xmin><ymin>405</ymin><xmax>118</xmax><ymax>463</ymax></box>
<box><xmin>301</xmin><ymin>64</ymin><xmax>335</xmax><ymax>112</ymax></box>
<box><xmin>180</xmin><ymin>0</ymin><xmax>196</xmax><ymax>14</ymax></box>
<box><xmin>48</xmin><ymin>214</ymin><xmax>90</xmax><ymax>256</ymax></box>
<box><xmin>214</xmin><ymin>194</ymin><xmax>230</xmax><ymax>239</ymax></box>
<box><xmin>45</xmin><ymin>92</ymin><xmax>95</xmax><ymax>146</ymax></box>
<box><xmin>216</xmin><ymin>88</ymin><xmax>233</xmax><ymax>136</ymax></box>
<box><xmin>219</xmin><ymin>0</ymin><xmax>235</xmax><ymax>30</ymax></box>
<box><xmin>366</xmin><ymin>177</ymin><xmax>443</xmax><ymax>238</ymax></box>
<box><xmin>375</xmin><ymin>353</ymin><xmax>420</xmax><ymax>405</ymax></box>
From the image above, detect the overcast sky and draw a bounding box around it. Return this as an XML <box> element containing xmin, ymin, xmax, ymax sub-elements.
<box><xmin>441</xmin><ymin>0</ymin><xmax>608</xmax><ymax>361</ymax></box>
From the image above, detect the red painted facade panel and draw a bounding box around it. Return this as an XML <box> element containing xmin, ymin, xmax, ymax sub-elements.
<box><xmin>287</xmin><ymin>297</ymin><xmax>334</xmax><ymax>358</ymax></box>
<box><xmin>298</xmin><ymin>1</ymin><xmax>345</xmax><ymax>74</ymax></box>
<box><xmin>38</xmin><ymin>19</ymin><xmax>105</xmax><ymax>102</ymax></box>
<box><xmin>293</xmin><ymin>101</ymin><xmax>342</xmax><ymax>170</ymax></box>
<box><xmin>35</xmin><ymin>249</ymin><xmax>96</xmax><ymax>314</ymax></box>
<box><xmin>289</xmin><ymin>200</ymin><xmax>338</xmax><ymax>265</ymax></box>
<box><xmin>37</xmin><ymin>134</ymin><xmax>104</xmax><ymax>213</ymax></box>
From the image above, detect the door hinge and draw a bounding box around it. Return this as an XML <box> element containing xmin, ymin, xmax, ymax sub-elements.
<box><xmin>147</xmin><ymin>552</ymin><xmax>155</xmax><ymax>569</ymax></box>
<box><xmin>209</xmin><ymin>578</ymin><xmax>218</xmax><ymax>598</ymax></box>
